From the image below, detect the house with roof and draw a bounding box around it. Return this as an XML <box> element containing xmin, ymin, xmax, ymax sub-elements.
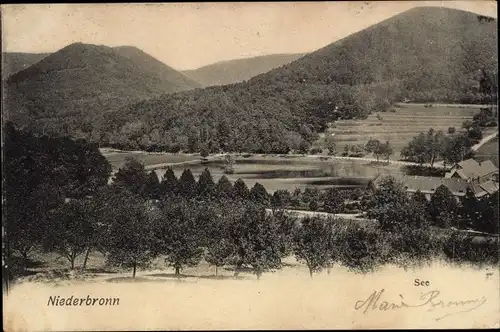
<box><xmin>369</xmin><ymin>160</ymin><xmax>499</xmax><ymax>201</ymax></box>
<box><xmin>445</xmin><ymin>159</ymin><xmax>498</xmax><ymax>183</ymax></box>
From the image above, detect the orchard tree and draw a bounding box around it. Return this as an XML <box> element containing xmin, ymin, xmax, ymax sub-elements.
<box><xmin>44</xmin><ymin>199</ymin><xmax>94</xmax><ymax>269</ymax></box>
<box><xmin>227</xmin><ymin>202</ymin><xmax>282</xmax><ymax>279</ymax></box>
<box><xmin>272</xmin><ymin>209</ymin><xmax>298</xmax><ymax>258</ymax></box>
<box><xmin>204</xmin><ymin>202</ymin><xmax>238</xmax><ymax>276</ymax></box>
<box><xmin>293</xmin><ymin>216</ymin><xmax>335</xmax><ymax>277</ymax></box>
<box><xmin>153</xmin><ymin>198</ymin><xmax>205</xmax><ymax>276</ymax></box>
<box><xmin>103</xmin><ymin>189</ymin><xmax>156</xmax><ymax>278</ymax></box>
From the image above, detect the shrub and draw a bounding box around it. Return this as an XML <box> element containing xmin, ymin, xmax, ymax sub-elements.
<box><xmin>309</xmin><ymin>200</ymin><xmax>319</xmax><ymax>211</ymax></box>
<box><xmin>309</xmin><ymin>148</ymin><xmax>323</xmax><ymax>155</ymax></box>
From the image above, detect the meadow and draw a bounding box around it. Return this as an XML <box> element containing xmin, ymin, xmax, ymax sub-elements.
<box><xmin>318</xmin><ymin>104</ymin><xmax>480</xmax><ymax>160</ymax></box>
<box><xmin>100</xmin><ymin>149</ymin><xmax>199</xmax><ymax>169</ymax></box>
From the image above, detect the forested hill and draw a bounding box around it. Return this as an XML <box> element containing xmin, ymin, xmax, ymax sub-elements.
<box><xmin>183</xmin><ymin>53</ymin><xmax>305</xmax><ymax>87</ymax></box>
<box><xmin>2</xmin><ymin>52</ymin><xmax>50</xmax><ymax>79</ymax></box>
<box><xmin>99</xmin><ymin>7</ymin><xmax>498</xmax><ymax>153</ymax></box>
<box><xmin>3</xmin><ymin>43</ymin><xmax>201</xmax><ymax>136</ymax></box>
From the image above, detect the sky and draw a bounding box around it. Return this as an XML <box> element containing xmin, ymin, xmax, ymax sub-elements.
<box><xmin>1</xmin><ymin>1</ymin><xmax>497</xmax><ymax>70</ymax></box>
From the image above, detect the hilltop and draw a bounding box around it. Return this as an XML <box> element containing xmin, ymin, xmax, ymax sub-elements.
<box><xmin>98</xmin><ymin>7</ymin><xmax>497</xmax><ymax>153</ymax></box>
<box><xmin>3</xmin><ymin>43</ymin><xmax>201</xmax><ymax>134</ymax></box>
<box><xmin>2</xmin><ymin>52</ymin><xmax>50</xmax><ymax>79</ymax></box>
<box><xmin>183</xmin><ymin>53</ymin><xmax>305</xmax><ymax>87</ymax></box>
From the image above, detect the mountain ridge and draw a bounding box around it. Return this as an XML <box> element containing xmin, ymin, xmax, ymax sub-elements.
<box><xmin>182</xmin><ymin>53</ymin><xmax>306</xmax><ymax>86</ymax></box>
<box><xmin>3</xmin><ymin>42</ymin><xmax>201</xmax><ymax>134</ymax></box>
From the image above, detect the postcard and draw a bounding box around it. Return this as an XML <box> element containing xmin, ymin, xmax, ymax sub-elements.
<box><xmin>2</xmin><ymin>1</ymin><xmax>499</xmax><ymax>330</ymax></box>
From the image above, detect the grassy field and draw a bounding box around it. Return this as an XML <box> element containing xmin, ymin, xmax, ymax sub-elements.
<box><xmin>101</xmin><ymin>150</ymin><xmax>200</xmax><ymax>169</ymax></box>
<box><xmin>475</xmin><ymin>136</ymin><xmax>499</xmax><ymax>167</ymax></box>
<box><xmin>316</xmin><ymin>104</ymin><xmax>481</xmax><ymax>160</ymax></box>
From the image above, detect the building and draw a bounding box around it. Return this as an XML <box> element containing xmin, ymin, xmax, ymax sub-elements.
<box><xmin>369</xmin><ymin>158</ymin><xmax>499</xmax><ymax>201</ymax></box>
<box><xmin>445</xmin><ymin>158</ymin><xmax>498</xmax><ymax>183</ymax></box>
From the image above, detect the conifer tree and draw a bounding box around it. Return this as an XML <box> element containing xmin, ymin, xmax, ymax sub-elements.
<box><xmin>178</xmin><ymin>169</ymin><xmax>197</xmax><ymax>198</ymax></box>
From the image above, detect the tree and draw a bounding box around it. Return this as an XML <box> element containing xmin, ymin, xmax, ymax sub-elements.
<box><xmin>448</xmin><ymin>127</ymin><xmax>456</xmax><ymax>134</ymax></box>
<box><xmin>215</xmin><ymin>175</ymin><xmax>234</xmax><ymax>199</ymax></box>
<box><xmin>468</xmin><ymin>125</ymin><xmax>483</xmax><ymax>143</ymax></box>
<box><xmin>232</xmin><ymin>178</ymin><xmax>250</xmax><ymax>200</ymax></box>
<box><xmin>350</xmin><ymin>144</ymin><xmax>365</xmax><ymax>157</ymax></box>
<box><xmin>460</xmin><ymin>187</ymin><xmax>478</xmax><ymax>229</ymax></box>
<box><xmin>197</xmin><ymin>168</ymin><xmax>215</xmax><ymax>198</ymax></box>
<box><xmin>366</xmin><ymin>176</ymin><xmax>421</xmax><ymax>231</ymax></box>
<box><xmin>462</xmin><ymin>120</ymin><xmax>473</xmax><ymax>132</ymax></box>
<box><xmin>178</xmin><ymin>169</ymin><xmax>197</xmax><ymax>198</ymax></box>
<box><xmin>298</xmin><ymin>139</ymin><xmax>311</xmax><ymax>154</ymax></box>
<box><xmin>113</xmin><ymin>157</ymin><xmax>149</xmax><ymax>196</ymax></box>
<box><xmin>153</xmin><ymin>198</ymin><xmax>205</xmax><ymax>277</ymax></box>
<box><xmin>323</xmin><ymin>188</ymin><xmax>344</xmax><ymax>213</ymax></box>
<box><xmin>272</xmin><ymin>210</ymin><xmax>298</xmax><ymax>258</ymax></box>
<box><xmin>301</xmin><ymin>187</ymin><xmax>321</xmax><ymax>204</ymax></box>
<box><xmin>428</xmin><ymin>185</ymin><xmax>459</xmax><ymax>228</ymax></box>
<box><xmin>343</xmin><ymin>145</ymin><xmax>350</xmax><ymax>156</ymax></box>
<box><xmin>365</xmin><ymin>139</ymin><xmax>382</xmax><ymax>161</ymax></box>
<box><xmin>309</xmin><ymin>200</ymin><xmax>319</xmax><ymax>211</ymax></box>
<box><xmin>293</xmin><ymin>216</ymin><xmax>335</xmax><ymax>277</ymax></box>
<box><xmin>380</xmin><ymin>141</ymin><xmax>393</xmax><ymax>162</ymax></box>
<box><xmin>291</xmin><ymin>187</ymin><xmax>302</xmax><ymax>207</ymax></box>
<box><xmin>224</xmin><ymin>154</ymin><xmax>235</xmax><ymax>174</ymax></box>
<box><xmin>250</xmin><ymin>182</ymin><xmax>270</xmax><ymax>206</ymax></box>
<box><xmin>44</xmin><ymin>199</ymin><xmax>94</xmax><ymax>269</ymax></box>
<box><xmin>334</xmin><ymin>222</ymin><xmax>378</xmax><ymax>272</ymax></box>
<box><xmin>103</xmin><ymin>189</ymin><xmax>156</xmax><ymax>278</ymax></box>
<box><xmin>200</xmin><ymin>145</ymin><xmax>210</xmax><ymax>158</ymax></box>
<box><xmin>160</xmin><ymin>167</ymin><xmax>179</xmax><ymax>197</ymax></box>
<box><xmin>145</xmin><ymin>171</ymin><xmax>160</xmax><ymax>199</ymax></box>
<box><xmin>227</xmin><ymin>203</ymin><xmax>282</xmax><ymax>279</ymax></box>
<box><xmin>325</xmin><ymin>136</ymin><xmax>337</xmax><ymax>156</ymax></box>
<box><xmin>271</xmin><ymin>189</ymin><xmax>292</xmax><ymax>210</ymax></box>
<box><xmin>4</xmin><ymin>123</ymin><xmax>111</xmax><ymax>271</ymax></box>
<box><xmin>204</xmin><ymin>202</ymin><xmax>238</xmax><ymax>276</ymax></box>
<box><xmin>440</xmin><ymin>134</ymin><xmax>475</xmax><ymax>165</ymax></box>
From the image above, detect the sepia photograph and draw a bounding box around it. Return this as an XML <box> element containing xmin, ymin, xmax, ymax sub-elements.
<box><xmin>2</xmin><ymin>1</ymin><xmax>499</xmax><ymax>330</ymax></box>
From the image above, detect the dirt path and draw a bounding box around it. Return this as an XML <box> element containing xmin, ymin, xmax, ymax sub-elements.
<box><xmin>471</xmin><ymin>130</ymin><xmax>498</xmax><ymax>151</ymax></box>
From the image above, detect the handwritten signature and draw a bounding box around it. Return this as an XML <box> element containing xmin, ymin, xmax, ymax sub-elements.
<box><xmin>354</xmin><ymin>289</ymin><xmax>488</xmax><ymax>321</ymax></box>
